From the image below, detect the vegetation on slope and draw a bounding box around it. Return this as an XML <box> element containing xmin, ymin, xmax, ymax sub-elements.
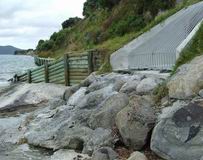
<box><xmin>36</xmin><ymin>0</ymin><xmax>202</xmax><ymax>72</ymax></box>
<box><xmin>172</xmin><ymin>22</ymin><xmax>203</xmax><ymax>74</ymax></box>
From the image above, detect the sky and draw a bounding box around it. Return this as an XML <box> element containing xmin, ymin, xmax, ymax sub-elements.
<box><xmin>0</xmin><ymin>0</ymin><xmax>86</xmax><ymax>49</ymax></box>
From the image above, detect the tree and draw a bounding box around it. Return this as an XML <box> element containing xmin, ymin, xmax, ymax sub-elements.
<box><xmin>62</xmin><ymin>17</ymin><xmax>81</xmax><ymax>29</ymax></box>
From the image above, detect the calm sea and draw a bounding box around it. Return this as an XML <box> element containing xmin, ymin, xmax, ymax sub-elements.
<box><xmin>0</xmin><ymin>55</ymin><xmax>36</xmax><ymax>87</ymax></box>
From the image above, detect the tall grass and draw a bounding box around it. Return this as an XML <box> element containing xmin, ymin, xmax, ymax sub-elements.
<box><xmin>172</xmin><ymin>22</ymin><xmax>203</xmax><ymax>74</ymax></box>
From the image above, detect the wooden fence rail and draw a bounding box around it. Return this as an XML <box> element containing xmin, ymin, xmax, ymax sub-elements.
<box><xmin>34</xmin><ymin>55</ymin><xmax>55</xmax><ymax>66</ymax></box>
<box><xmin>12</xmin><ymin>50</ymin><xmax>101</xmax><ymax>86</ymax></box>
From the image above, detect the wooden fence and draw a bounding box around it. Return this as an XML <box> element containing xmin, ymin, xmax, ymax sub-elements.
<box><xmin>34</xmin><ymin>55</ymin><xmax>55</xmax><ymax>66</ymax></box>
<box><xmin>13</xmin><ymin>50</ymin><xmax>101</xmax><ymax>86</ymax></box>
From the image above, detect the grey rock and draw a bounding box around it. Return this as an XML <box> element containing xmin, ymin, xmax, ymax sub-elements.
<box><xmin>50</xmin><ymin>149</ymin><xmax>90</xmax><ymax>160</ymax></box>
<box><xmin>127</xmin><ymin>151</ymin><xmax>148</xmax><ymax>160</ymax></box>
<box><xmin>119</xmin><ymin>80</ymin><xmax>139</xmax><ymax>94</ymax></box>
<box><xmin>77</xmin><ymin>85</ymin><xmax>116</xmax><ymax>109</ymax></box>
<box><xmin>87</xmin><ymin>81</ymin><xmax>110</xmax><ymax>93</ymax></box>
<box><xmin>116</xmin><ymin>95</ymin><xmax>155</xmax><ymax>150</ymax></box>
<box><xmin>112</xmin><ymin>79</ymin><xmax>126</xmax><ymax>92</ymax></box>
<box><xmin>136</xmin><ymin>77</ymin><xmax>160</xmax><ymax>94</ymax></box>
<box><xmin>80</xmin><ymin>73</ymin><xmax>100</xmax><ymax>87</ymax></box>
<box><xmin>0</xmin><ymin>83</ymin><xmax>66</xmax><ymax>112</ymax></box>
<box><xmin>151</xmin><ymin>102</ymin><xmax>203</xmax><ymax>160</ymax></box>
<box><xmin>168</xmin><ymin>56</ymin><xmax>203</xmax><ymax>99</ymax></box>
<box><xmin>67</xmin><ymin>87</ymin><xmax>87</xmax><ymax>106</ymax></box>
<box><xmin>49</xmin><ymin>98</ymin><xmax>66</xmax><ymax>110</ymax></box>
<box><xmin>83</xmin><ymin>128</ymin><xmax>114</xmax><ymax>155</ymax></box>
<box><xmin>92</xmin><ymin>147</ymin><xmax>119</xmax><ymax>160</ymax></box>
<box><xmin>199</xmin><ymin>89</ymin><xmax>203</xmax><ymax>98</ymax></box>
<box><xmin>89</xmin><ymin>93</ymin><xmax>129</xmax><ymax>129</ymax></box>
<box><xmin>63</xmin><ymin>85</ymin><xmax>81</xmax><ymax>101</ymax></box>
<box><xmin>25</xmin><ymin>106</ymin><xmax>92</xmax><ymax>150</ymax></box>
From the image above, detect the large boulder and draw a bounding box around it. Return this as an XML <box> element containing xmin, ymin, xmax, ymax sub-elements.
<box><xmin>151</xmin><ymin>102</ymin><xmax>203</xmax><ymax>160</ymax></box>
<box><xmin>50</xmin><ymin>149</ymin><xmax>90</xmax><ymax>160</ymax></box>
<box><xmin>77</xmin><ymin>85</ymin><xmax>116</xmax><ymax>109</ymax></box>
<box><xmin>119</xmin><ymin>81</ymin><xmax>140</xmax><ymax>94</ymax></box>
<box><xmin>67</xmin><ymin>87</ymin><xmax>87</xmax><ymax>106</ymax></box>
<box><xmin>91</xmin><ymin>147</ymin><xmax>119</xmax><ymax>160</ymax></box>
<box><xmin>0</xmin><ymin>83</ymin><xmax>66</xmax><ymax>112</ymax></box>
<box><xmin>24</xmin><ymin>105</ymin><xmax>93</xmax><ymax>150</ymax></box>
<box><xmin>116</xmin><ymin>95</ymin><xmax>156</xmax><ymax>150</ymax></box>
<box><xmin>136</xmin><ymin>77</ymin><xmax>161</xmax><ymax>95</ymax></box>
<box><xmin>127</xmin><ymin>151</ymin><xmax>148</xmax><ymax>160</ymax></box>
<box><xmin>25</xmin><ymin>106</ymin><xmax>115</xmax><ymax>152</ymax></box>
<box><xmin>63</xmin><ymin>84</ymin><xmax>80</xmax><ymax>101</ymax></box>
<box><xmin>83</xmin><ymin>128</ymin><xmax>114</xmax><ymax>155</ymax></box>
<box><xmin>167</xmin><ymin>55</ymin><xmax>203</xmax><ymax>99</ymax></box>
<box><xmin>89</xmin><ymin>93</ymin><xmax>129</xmax><ymax>129</ymax></box>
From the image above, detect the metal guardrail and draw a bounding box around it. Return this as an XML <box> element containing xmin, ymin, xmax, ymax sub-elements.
<box><xmin>129</xmin><ymin>52</ymin><xmax>176</xmax><ymax>70</ymax></box>
<box><xmin>11</xmin><ymin>50</ymin><xmax>101</xmax><ymax>86</ymax></box>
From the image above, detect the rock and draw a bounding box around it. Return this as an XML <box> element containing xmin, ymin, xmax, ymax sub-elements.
<box><xmin>116</xmin><ymin>95</ymin><xmax>156</xmax><ymax>150</ymax></box>
<box><xmin>25</xmin><ymin>105</ymin><xmax>93</xmax><ymax>150</ymax></box>
<box><xmin>25</xmin><ymin>104</ymin><xmax>116</xmax><ymax>153</ymax></box>
<box><xmin>199</xmin><ymin>89</ymin><xmax>203</xmax><ymax>98</ymax></box>
<box><xmin>0</xmin><ymin>115</ymin><xmax>25</xmax><ymax>145</ymax></box>
<box><xmin>77</xmin><ymin>85</ymin><xmax>116</xmax><ymax>109</ymax></box>
<box><xmin>151</xmin><ymin>102</ymin><xmax>203</xmax><ymax>160</ymax></box>
<box><xmin>136</xmin><ymin>77</ymin><xmax>160</xmax><ymax>94</ymax></box>
<box><xmin>68</xmin><ymin>87</ymin><xmax>87</xmax><ymax>106</ymax></box>
<box><xmin>113</xmin><ymin>79</ymin><xmax>126</xmax><ymax>92</ymax></box>
<box><xmin>80</xmin><ymin>72</ymin><xmax>100</xmax><ymax>87</ymax></box>
<box><xmin>89</xmin><ymin>93</ymin><xmax>129</xmax><ymax>129</ymax></box>
<box><xmin>63</xmin><ymin>85</ymin><xmax>80</xmax><ymax>101</ymax></box>
<box><xmin>167</xmin><ymin>56</ymin><xmax>203</xmax><ymax>99</ymax></box>
<box><xmin>49</xmin><ymin>98</ymin><xmax>66</xmax><ymax>110</ymax></box>
<box><xmin>127</xmin><ymin>151</ymin><xmax>148</xmax><ymax>160</ymax></box>
<box><xmin>83</xmin><ymin>128</ymin><xmax>114</xmax><ymax>155</ymax></box>
<box><xmin>50</xmin><ymin>149</ymin><xmax>90</xmax><ymax>160</ymax></box>
<box><xmin>0</xmin><ymin>144</ymin><xmax>51</xmax><ymax>160</ymax></box>
<box><xmin>0</xmin><ymin>83</ymin><xmax>66</xmax><ymax>112</ymax></box>
<box><xmin>119</xmin><ymin>81</ymin><xmax>139</xmax><ymax>94</ymax></box>
<box><xmin>87</xmin><ymin>81</ymin><xmax>110</xmax><ymax>93</ymax></box>
<box><xmin>92</xmin><ymin>147</ymin><xmax>119</xmax><ymax>160</ymax></box>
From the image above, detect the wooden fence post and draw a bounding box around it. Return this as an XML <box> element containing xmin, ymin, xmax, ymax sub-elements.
<box><xmin>44</xmin><ymin>61</ymin><xmax>49</xmax><ymax>83</ymax></box>
<box><xmin>27</xmin><ymin>70</ymin><xmax>31</xmax><ymax>83</ymax></box>
<box><xmin>88</xmin><ymin>50</ymin><xmax>94</xmax><ymax>75</ymax></box>
<box><xmin>64</xmin><ymin>54</ymin><xmax>69</xmax><ymax>86</ymax></box>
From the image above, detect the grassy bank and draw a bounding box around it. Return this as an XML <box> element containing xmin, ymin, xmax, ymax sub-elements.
<box><xmin>36</xmin><ymin>0</ymin><xmax>203</xmax><ymax>73</ymax></box>
<box><xmin>172</xmin><ymin>22</ymin><xmax>203</xmax><ymax>74</ymax></box>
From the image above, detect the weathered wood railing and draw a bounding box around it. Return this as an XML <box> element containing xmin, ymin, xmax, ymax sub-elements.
<box><xmin>34</xmin><ymin>55</ymin><xmax>55</xmax><ymax>66</ymax></box>
<box><xmin>12</xmin><ymin>50</ymin><xmax>101</xmax><ymax>86</ymax></box>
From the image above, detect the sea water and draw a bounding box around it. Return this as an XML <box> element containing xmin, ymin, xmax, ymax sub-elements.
<box><xmin>0</xmin><ymin>55</ymin><xmax>36</xmax><ymax>88</ymax></box>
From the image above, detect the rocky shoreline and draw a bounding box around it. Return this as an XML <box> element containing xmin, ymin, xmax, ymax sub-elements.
<box><xmin>1</xmin><ymin>55</ymin><xmax>203</xmax><ymax>160</ymax></box>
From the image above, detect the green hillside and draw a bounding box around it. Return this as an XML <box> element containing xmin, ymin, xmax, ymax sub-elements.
<box><xmin>36</xmin><ymin>0</ymin><xmax>202</xmax><ymax>73</ymax></box>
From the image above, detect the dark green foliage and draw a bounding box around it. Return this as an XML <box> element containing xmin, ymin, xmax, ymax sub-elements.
<box><xmin>109</xmin><ymin>15</ymin><xmax>145</xmax><ymax>36</ymax></box>
<box><xmin>37</xmin><ymin>29</ymin><xmax>70</xmax><ymax>51</ymax></box>
<box><xmin>37</xmin><ymin>40</ymin><xmax>54</xmax><ymax>51</ymax></box>
<box><xmin>54</xmin><ymin>30</ymin><xmax>68</xmax><ymax>46</ymax></box>
<box><xmin>83</xmin><ymin>0</ymin><xmax>121</xmax><ymax>17</ymax></box>
<box><xmin>62</xmin><ymin>17</ymin><xmax>82</xmax><ymax>29</ymax></box>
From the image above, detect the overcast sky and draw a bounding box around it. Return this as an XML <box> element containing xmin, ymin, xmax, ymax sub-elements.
<box><xmin>0</xmin><ymin>0</ymin><xmax>86</xmax><ymax>49</ymax></box>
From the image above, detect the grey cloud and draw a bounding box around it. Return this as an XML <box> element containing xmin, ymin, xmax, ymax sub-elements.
<box><xmin>0</xmin><ymin>0</ymin><xmax>85</xmax><ymax>49</ymax></box>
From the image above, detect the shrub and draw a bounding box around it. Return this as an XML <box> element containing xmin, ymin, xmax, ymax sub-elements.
<box><xmin>37</xmin><ymin>40</ymin><xmax>54</xmax><ymax>51</ymax></box>
<box><xmin>83</xmin><ymin>0</ymin><xmax>121</xmax><ymax>17</ymax></box>
<box><xmin>62</xmin><ymin>17</ymin><xmax>81</xmax><ymax>29</ymax></box>
<box><xmin>109</xmin><ymin>15</ymin><xmax>145</xmax><ymax>36</ymax></box>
